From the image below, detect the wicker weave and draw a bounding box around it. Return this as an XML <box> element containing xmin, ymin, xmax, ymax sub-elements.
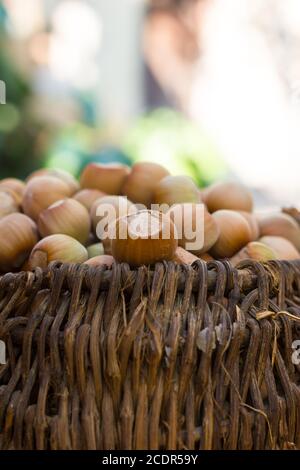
<box><xmin>0</xmin><ymin>260</ymin><xmax>300</xmax><ymax>450</ymax></box>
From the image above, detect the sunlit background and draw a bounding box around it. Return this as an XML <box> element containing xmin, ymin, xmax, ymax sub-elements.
<box><xmin>0</xmin><ymin>0</ymin><xmax>300</xmax><ymax>207</ymax></box>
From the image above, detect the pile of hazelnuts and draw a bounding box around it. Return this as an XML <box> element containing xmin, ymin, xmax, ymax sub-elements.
<box><xmin>0</xmin><ymin>162</ymin><xmax>299</xmax><ymax>273</ymax></box>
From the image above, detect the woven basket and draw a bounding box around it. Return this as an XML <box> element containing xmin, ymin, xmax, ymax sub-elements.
<box><xmin>0</xmin><ymin>260</ymin><xmax>300</xmax><ymax>450</ymax></box>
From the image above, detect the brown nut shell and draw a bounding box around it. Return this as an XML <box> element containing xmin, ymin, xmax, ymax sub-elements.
<box><xmin>111</xmin><ymin>210</ymin><xmax>178</xmax><ymax>267</ymax></box>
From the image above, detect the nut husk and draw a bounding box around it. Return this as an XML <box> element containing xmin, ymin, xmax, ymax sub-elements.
<box><xmin>153</xmin><ymin>175</ymin><xmax>199</xmax><ymax>210</ymax></box>
<box><xmin>87</xmin><ymin>243</ymin><xmax>105</xmax><ymax>259</ymax></box>
<box><xmin>0</xmin><ymin>178</ymin><xmax>25</xmax><ymax>201</ymax></box>
<box><xmin>73</xmin><ymin>189</ymin><xmax>106</xmax><ymax>211</ymax></box>
<box><xmin>122</xmin><ymin>162</ymin><xmax>170</xmax><ymax>207</ymax></box>
<box><xmin>38</xmin><ymin>198</ymin><xmax>91</xmax><ymax>244</ymax></box>
<box><xmin>0</xmin><ymin>213</ymin><xmax>39</xmax><ymax>271</ymax></box>
<box><xmin>259</xmin><ymin>236</ymin><xmax>300</xmax><ymax>261</ymax></box>
<box><xmin>238</xmin><ymin>211</ymin><xmax>260</xmax><ymax>241</ymax></box>
<box><xmin>28</xmin><ymin>234</ymin><xmax>88</xmax><ymax>269</ymax></box>
<box><xmin>167</xmin><ymin>203</ymin><xmax>219</xmax><ymax>255</ymax></box>
<box><xmin>0</xmin><ymin>190</ymin><xmax>19</xmax><ymax>219</ymax></box>
<box><xmin>205</xmin><ymin>181</ymin><xmax>253</xmax><ymax>213</ymax></box>
<box><xmin>230</xmin><ymin>241</ymin><xmax>278</xmax><ymax>267</ymax></box>
<box><xmin>80</xmin><ymin>163</ymin><xmax>130</xmax><ymax>195</ymax></box>
<box><xmin>22</xmin><ymin>176</ymin><xmax>74</xmax><ymax>221</ymax></box>
<box><xmin>84</xmin><ymin>255</ymin><xmax>114</xmax><ymax>267</ymax></box>
<box><xmin>211</xmin><ymin>210</ymin><xmax>252</xmax><ymax>258</ymax></box>
<box><xmin>26</xmin><ymin>168</ymin><xmax>79</xmax><ymax>194</ymax></box>
<box><xmin>258</xmin><ymin>213</ymin><xmax>300</xmax><ymax>251</ymax></box>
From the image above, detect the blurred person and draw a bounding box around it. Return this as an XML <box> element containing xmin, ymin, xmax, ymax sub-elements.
<box><xmin>144</xmin><ymin>0</ymin><xmax>300</xmax><ymax>207</ymax></box>
<box><xmin>144</xmin><ymin>0</ymin><xmax>205</xmax><ymax>110</ymax></box>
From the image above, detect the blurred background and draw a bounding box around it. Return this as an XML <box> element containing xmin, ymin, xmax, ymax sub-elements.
<box><xmin>0</xmin><ymin>0</ymin><xmax>300</xmax><ymax>207</ymax></box>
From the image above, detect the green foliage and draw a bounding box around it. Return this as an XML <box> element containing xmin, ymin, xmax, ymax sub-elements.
<box><xmin>0</xmin><ymin>9</ymin><xmax>39</xmax><ymax>178</ymax></box>
<box><xmin>123</xmin><ymin>108</ymin><xmax>228</xmax><ymax>187</ymax></box>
